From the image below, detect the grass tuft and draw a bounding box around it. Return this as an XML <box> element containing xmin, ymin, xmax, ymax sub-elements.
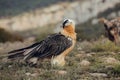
<box><xmin>91</xmin><ymin>39</ymin><xmax>120</xmax><ymax>52</ymax></box>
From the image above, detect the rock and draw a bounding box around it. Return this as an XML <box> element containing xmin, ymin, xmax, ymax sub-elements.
<box><xmin>80</xmin><ymin>51</ymin><xmax>86</xmax><ymax>54</ymax></box>
<box><xmin>8</xmin><ymin>65</ymin><xmax>12</xmax><ymax>68</ymax></box>
<box><xmin>103</xmin><ymin>57</ymin><xmax>120</xmax><ymax>65</ymax></box>
<box><xmin>75</xmin><ymin>54</ymin><xmax>85</xmax><ymax>58</ymax></box>
<box><xmin>110</xmin><ymin>52</ymin><xmax>116</xmax><ymax>55</ymax></box>
<box><xmin>57</xmin><ymin>70</ymin><xmax>67</xmax><ymax>75</ymax></box>
<box><xmin>90</xmin><ymin>73</ymin><xmax>107</xmax><ymax>77</ymax></box>
<box><xmin>89</xmin><ymin>52</ymin><xmax>96</xmax><ymax>55</ymax></box>
<box><xmin>30</xmin><ymin>73</ymin><xmax>39</xmax><ymax>77</ymax></box>
<box><xmin>80</xmin><ymin>60</ymin><xmax>90</xmax><ymax>67</ymax></box>
<box><xmin>77</xmin><ymin>47</ymin><xmax>82</xmax><ymax>51</ymax></box>
<box><xmin>25</xmin><ymin>72</ymin><xmax>39</xmax><ymax>77</ymax></box>
<box><xmin>25</xmin><ymin>72</ymin><xmax>31</xmax><ymax>76</ymax></box>
<box><xmin>86</xmin><ymin>54</ymin><xmax>92</xmax><ymax>57</ymax></box>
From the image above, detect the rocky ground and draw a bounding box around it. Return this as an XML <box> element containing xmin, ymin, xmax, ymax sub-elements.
<box><xmin>0</xmin><ymin>37</ymin><xmax>120</xmax><ymax>80</ymax></box>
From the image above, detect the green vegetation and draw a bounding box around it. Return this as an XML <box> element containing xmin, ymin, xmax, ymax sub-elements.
<box><xmin>91</xmin><ymin>39</ymin><xmax>120</xmax><ymax>52</ymax></box>
<box><xmin>111</xmin><ymin>64</ymin><xmax>120</xmax><ymax>76</ymax></box>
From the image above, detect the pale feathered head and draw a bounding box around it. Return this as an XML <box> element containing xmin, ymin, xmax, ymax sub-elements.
<box><xmin>54</xmin><ymin>19</ymin><xmax>75</xmax><ymax>33</ymax></box>
<box><xmin>62</xmin><ymin>19</ymin><xmax>75</xmax><ymax>28</ymax></box>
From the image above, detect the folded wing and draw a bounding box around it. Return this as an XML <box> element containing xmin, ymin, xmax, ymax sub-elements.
<box><xmin>8</xmin><ymin>33</ymin><xmax>72</xmax><ymax>61</ymax></box>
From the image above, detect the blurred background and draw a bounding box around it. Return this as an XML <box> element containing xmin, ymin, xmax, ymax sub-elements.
<box><xmin>0</xmin><ymin>0</ymin><xmax>120</xmax><ymax>42</ymax></box>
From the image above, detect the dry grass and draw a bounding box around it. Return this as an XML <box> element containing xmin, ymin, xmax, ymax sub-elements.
<box><xmin>91</xmin><ymin>38</ymin><xmax>120</xmax><ymax>52</ymax></box>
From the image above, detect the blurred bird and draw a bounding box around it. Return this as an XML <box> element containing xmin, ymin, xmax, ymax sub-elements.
<box><xmin>99</xmin><ymin>17</ymin><xmax>120</xmax><ymax>45</ymax></box>
<box><xmin>8</xmin><ymin>19</ymin><xmax>77</xmax><ymax>66</ymax></box>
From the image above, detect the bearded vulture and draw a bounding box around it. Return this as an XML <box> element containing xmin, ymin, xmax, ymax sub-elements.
<box><xmin>8</xmin><ymin>19</ymin><xmax>77</xmax><ymax>66</ymax></box>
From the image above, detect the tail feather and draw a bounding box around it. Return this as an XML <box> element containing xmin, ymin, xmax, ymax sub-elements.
<box><xmin>23</xmin><ymin>45</ymin><xmax>40</xmax><ymax>61</ymax></box>
<box><xmin>8</xmin><ymin>50</ymin><xmax>25</xmax><ymax>59</ymax></box>
<box><xmin>8</xmin><ymin>41</ymin><xmax>41</xmax><ymax>54</ymax></box>
<box><xmin>8</xmin><ymin>42</ymin><xmax>41</xmax><ymax>59</ymax></box>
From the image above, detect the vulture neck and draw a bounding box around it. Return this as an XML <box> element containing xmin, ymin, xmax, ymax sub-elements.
<box><xmin>61</xmin><ymin>25</ymin><xmax>76</xmax><ymax>40</ymax></box>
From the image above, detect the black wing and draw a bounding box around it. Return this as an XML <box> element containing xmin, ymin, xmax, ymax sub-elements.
<box><xmin>8</xmin><ymin>33</ymin><xmax>72</xmax><ymax>60</ymax></box>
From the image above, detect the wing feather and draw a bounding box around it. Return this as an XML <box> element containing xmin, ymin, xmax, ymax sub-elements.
<box><xmin>8</xmin><ymin>33</ymin><xmax>72</xmax><ymax>61</ymax></box>
<box><xmin>24</xmin><ymin>33</ymin><xmax>72</xmax><ymax>60</ymax></box>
